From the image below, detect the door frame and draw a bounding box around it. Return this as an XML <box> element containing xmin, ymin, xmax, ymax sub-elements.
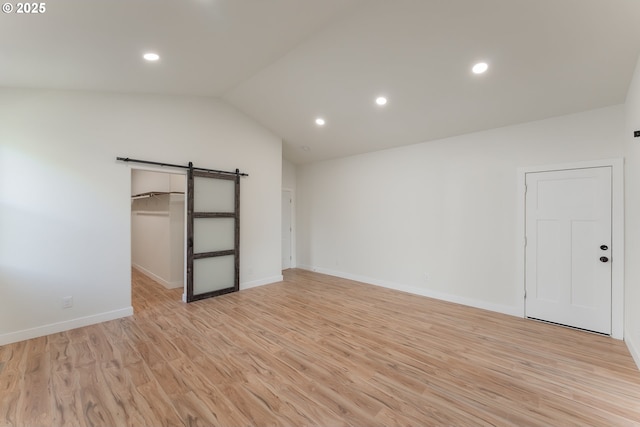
<box><xmin>516</xmin><ymin>158</ymin><xmax>624</xmax><ymax>339</ymax></box>
<box><xmin>282</xmin><ymin>188</ymin><xmax>296</xmax><ymax>269</ymax></box>
<box><xmin>128</xmin><ymin>164</ymin><xmax>189</xmax><ymax>303</ymax></box>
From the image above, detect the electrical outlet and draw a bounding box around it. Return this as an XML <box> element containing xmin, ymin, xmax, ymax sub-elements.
<box><xmin>62</xmin><ymin>296</ymin><xmax>73</xmax><ymax>309</ymax></box>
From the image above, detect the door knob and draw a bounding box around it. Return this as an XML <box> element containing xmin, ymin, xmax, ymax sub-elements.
<box><xmin>600</xmin><ymin>245</ymin><xmax>608</xmax><ymax>251</ymax></box>
<box><xmin>600</xmin><ymin>256</ymin><xmax>609</xmax><ymax>263</ymax></box>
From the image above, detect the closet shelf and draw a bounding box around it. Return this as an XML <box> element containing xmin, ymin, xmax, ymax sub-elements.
<box><xmin>133</xmin><ymin>211</ymin><xmax>170</xmax><ymax>216</ymax></box>
<box><xmin>131</xmin><ymin>191</ymin><xmax>184</xmax><ymax>200</ymax></box>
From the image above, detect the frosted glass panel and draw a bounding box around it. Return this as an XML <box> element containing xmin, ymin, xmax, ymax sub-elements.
<box><xmin>194</xmin><ymin>177</ymin><xmax>235</xmax><ymax>212</ymax></box>
<box><xmin>193</xmin><ymin>255</ymin><xmax>235</xmax><ymax>294</ymax></box>
<box><xmin>194</xmin><ymin>218</ymin><xmax>234</xmax><ymax>253</ymax></box>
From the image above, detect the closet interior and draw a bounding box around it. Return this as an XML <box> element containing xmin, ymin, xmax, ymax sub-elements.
<box><xmin>131</xmin><ymin>169</ymin><xmax>185</xmax><ymax>289</ymax></box>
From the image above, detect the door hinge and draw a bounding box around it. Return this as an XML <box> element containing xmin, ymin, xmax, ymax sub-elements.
<box><xmin>524</xmin><ymin>236</ymin><xmax>527</xmax><ymax>247</ymax></box>
<box><xmin>524</xmin><ymin>290</ymin><xmax>527</xmax><ymax>299</ymax></box>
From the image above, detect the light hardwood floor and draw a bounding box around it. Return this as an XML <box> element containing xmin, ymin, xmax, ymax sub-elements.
<box><xmin>1</xmin><ymin>269</ymin><xmax>640</xmax><ymax>426</ymax></box>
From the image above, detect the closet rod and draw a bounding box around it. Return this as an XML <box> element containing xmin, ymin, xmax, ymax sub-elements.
<box><xmin>116</xmin><ymin>157</ymin><xmax>249</xmax><ymax>177</ymax></box>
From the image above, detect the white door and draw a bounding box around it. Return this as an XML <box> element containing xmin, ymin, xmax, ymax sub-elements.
<box><xmin>525</xmin><ymin>167</ymin><xmax>612</xmax><ymax>334</ymax></box>
<box><xmin>282</xmin><ymin>190</ymin><xmax>292</xmax><ymax>270</ymax></box>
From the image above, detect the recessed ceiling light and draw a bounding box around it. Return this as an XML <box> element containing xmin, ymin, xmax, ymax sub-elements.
<box><xmin>376</xmin><ymin>96</ymin><xmax>387</xmax><ymax>106</ymax></box>
<box><xmin>143</xmin><ymin>52</ymin><xmax>160</xmax><ymax>61</ymax></box>
<box><xmin>472</xmin><ymin>62</ymin><xmax>488</xmax><ymax>74</ymax></box>
<box><xmin>315</xmin><ymin>118</ymin><xmax>325</xmax><ymax>126</ymax></box>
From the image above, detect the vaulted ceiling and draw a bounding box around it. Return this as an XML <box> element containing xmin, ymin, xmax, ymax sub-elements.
<box><xmin>2</xmin><ymin>0</ymin><xmax>639</xmax><ymax>163</ymax></box>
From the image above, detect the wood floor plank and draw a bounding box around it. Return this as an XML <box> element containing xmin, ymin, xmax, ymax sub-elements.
<box><xmin>0</xmin><ymin>391</ymin><xmax>20</xmax><ymax>427</ymax></box>
<box><xmin>2</xmin><ymin>268</ymin><xmax>640</xmax><ymax>426</ymax></box>
<box><xmin>51</xmin><ymin>390</ymin><xmax>87</xmax><ymax>427</ymax></box>
<box><xmin>135</xmin><ymin>381</ymin><xmax>183</xmax><ymax>427</ymax></box>
<box><xmin>168</xmin><ymin>390</ymin><xmax>228</xmax><ymax>427</ymax></box>
<box><xmin>76</xmin><ymin>364</ymin><xmax>121</xmax><ymax>427</ymax></box>
<box><xmin>17</xmin><ymin>350</ymin><xmax>52</xmax><ymax>427</ymax></box>
<box><xmin>100</xmin><ymin>364</ymin><xmax>160</xmax><ymax>427</ymax></box>
<box><xmin>0</xmin><ymin>342</ymin><xmax>26</xmax><ymax>394</ymax></box>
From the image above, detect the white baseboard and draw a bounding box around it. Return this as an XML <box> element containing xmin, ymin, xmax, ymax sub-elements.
<box><xmin>241</xmin><ymin>274</ymin><xmax>284</xmax><ymax>290</ymax></box>
<box><xmin>298</xmin><ymin>265</ymin><xmax>522</xmax><ymax>318</ymax></box>
<box><xmin>0</xmin><ymin>307</ymin><xmax>134</xmax><ymax>346</ymax></box>
<box><xmin>626</xmin><ymin>335</ymin><xmax>640</xmax><ymax>370</ymax></box>
<box><xmin>133</xmin><ymin>264</ymin><xmax>182</xmax><ymax>289</ymax></box>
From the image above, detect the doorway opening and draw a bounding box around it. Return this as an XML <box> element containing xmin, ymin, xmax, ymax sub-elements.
<box><xmin>130</xmin><ymin>168</ymin><xmax>187</xmax><ymax>301</ymax></box>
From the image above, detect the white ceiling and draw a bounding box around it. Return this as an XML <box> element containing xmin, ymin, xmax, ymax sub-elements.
<box><xmin>2</xmin><ymin>0</ymin><xmax>640</xmax><ymax>164</ymax></box>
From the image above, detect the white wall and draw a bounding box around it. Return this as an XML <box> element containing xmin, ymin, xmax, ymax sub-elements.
<box><xmin>131</xmin><ymin>168</ymin><xmax>187</xmax><ymax>195</ymax></box>
<box><xmin>132</xmin><ymin>208</ymin><xmax>173</xmax><ymax>284</ymax></box>
<box><xmin>624</xmin><ymin>55</ymin><xmax>640</xmax><ymax>367</ymax></box>
<box><xmin>297</xmin><ymin>105</ymin><xmax>625</xmax><ymax>315</ymax></box>
<box><xmin>0</xmin><ymin>88</ymin><xmax>282</xmax><ymax>345</ymax></box>
<box><xmin>168</xmin><ymin>193</ymin><xmax>185</xmax><ymax>286</ymax></box>
<box><xmin>282</xmin><ymin>158</ymin><xmax>297</xmax><ymax>191</ymax></box>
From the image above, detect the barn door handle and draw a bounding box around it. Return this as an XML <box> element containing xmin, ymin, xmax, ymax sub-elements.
<box><xmin>600</xmin><ymin>256</ymin><xmax>609</xmax><ymax>263</ymax></box>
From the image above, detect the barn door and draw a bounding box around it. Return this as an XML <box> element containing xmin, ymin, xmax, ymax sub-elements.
<box><xmin>186</xmin><ymin>167</ymin><xmax>240</xmax><ymax>302</ymax></box>
<box><xmin>525</xmin><ymin>167</ymin><xmax>612</xmax><ymax>334</ymax></box>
